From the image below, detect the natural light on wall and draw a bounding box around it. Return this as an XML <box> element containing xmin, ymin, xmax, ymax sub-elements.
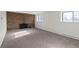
<box><xmin>62</xmin><ymin>11</ymin><xmax>79</xmax><ymax>22</ymax></box>
<box><xmin>13</xmin><ymin>31</ymin><xmax>31</xmax><ymax>38</ymax></box>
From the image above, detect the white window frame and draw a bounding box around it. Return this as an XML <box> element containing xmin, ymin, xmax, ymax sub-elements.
<box><xmin>37</xmin><ymin>15</ymin><xmax>44</xmax><ymax>23</ymax></box>
<box><xmin>62</xmin><ymin>11</ymin><xmax>79</xmax><ymax>23</ymax></box>
<box><xmin>62</xmin><ymin>11</ymin><xmax>74</xmax><ymax>22</ymax></box>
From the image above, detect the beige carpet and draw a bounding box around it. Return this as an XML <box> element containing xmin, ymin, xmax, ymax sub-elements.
<box><xmin>1</xmin><ymin>28</ymin><xmax>79</xmax><ymax>48</ymax></box>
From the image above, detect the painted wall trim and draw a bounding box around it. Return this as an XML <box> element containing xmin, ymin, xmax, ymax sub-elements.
<box><xmin>38</xmin><ymin>28</ymin><xmax>79</xmax><ymax>40</ymax></box>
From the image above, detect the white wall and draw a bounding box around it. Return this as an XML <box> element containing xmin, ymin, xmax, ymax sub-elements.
<box><xmin>35</xmin><ymin>11</ymin><xmax>79</xmax><ymax>39</ymax></box>
<box><xmin>0</xmin><ymin>11</ymin><xmax>6</xmax><ymax>46</ymax></box>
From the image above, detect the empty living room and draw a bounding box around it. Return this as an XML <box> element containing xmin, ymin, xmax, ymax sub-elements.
<box><xmin>0</xmin><ymin>11</ymin><xmax>79</xmax><ymax>48</ymax></box>
<box><xmin>1</xmin><ymin>0</ymin><xmax>79</xmax><ymax>59</ymax></box>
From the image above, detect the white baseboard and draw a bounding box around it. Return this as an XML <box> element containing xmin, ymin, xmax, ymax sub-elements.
<box><xmin>52</xmin><ymin>32</ymin><xmax>79</xmax><ymax>40</ymax></box>
<box><xmin>59</xmin><ymin>33</ymin><xmax>79</xmax><ymax>40</ymax></box>
<box><xmin>37</xmin><ymin>28</ymin><xmax>79</xmax><ymax>40</ymax></box>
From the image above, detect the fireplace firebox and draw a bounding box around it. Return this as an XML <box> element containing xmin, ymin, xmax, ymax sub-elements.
<box><xmin>19</xmin><ymin>23</ymin><xmax>28</xmax><ymax>29</ymax></box>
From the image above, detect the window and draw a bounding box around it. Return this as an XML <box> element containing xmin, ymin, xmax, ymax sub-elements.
<box><xmin>37</xmin><ymin>15</ymin><xmax>44</xmax><ymax>22</ymax></box>
<box><xmin>62</xmin><ymin>11</ymin><xmax>79</xmax><ymax>22</ymax></box>
<box><xmin>63</xmin><ymin>12</ymin><xmax>73</xmax><ymax>22</ymax></box>
<box><xmin>74</xmin><ymin>11</ymin><xmax>79</xmax><ymax>22</ymax></box>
